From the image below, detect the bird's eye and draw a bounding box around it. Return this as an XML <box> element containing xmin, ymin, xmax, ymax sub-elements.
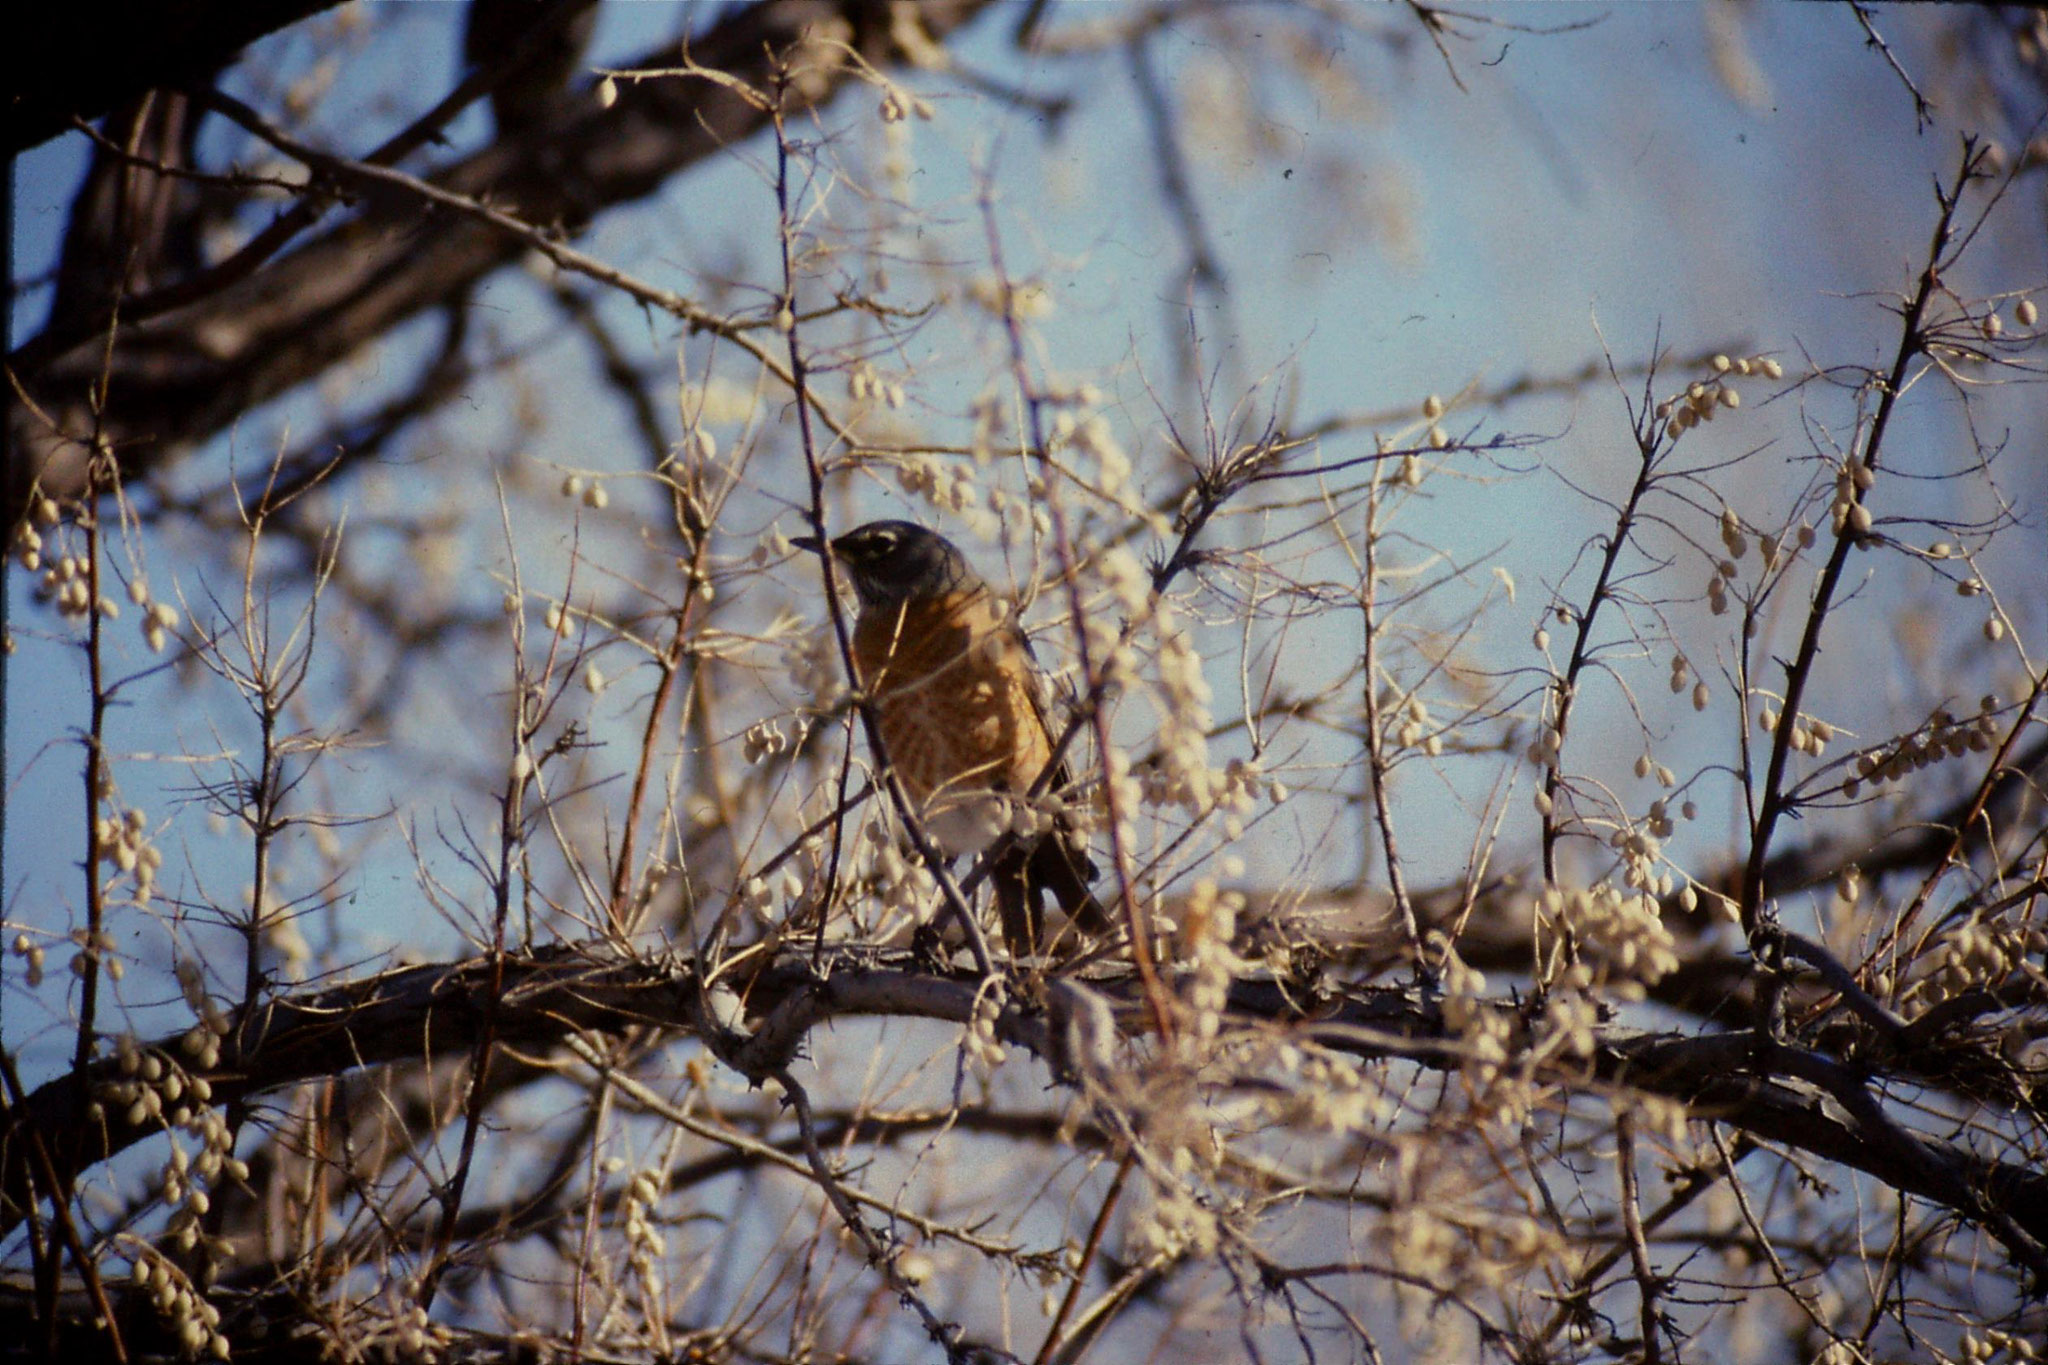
<box><xmin>868</xmin><ymin>531</ymin><xmax>898</xmax><ymax>555</ymax></box>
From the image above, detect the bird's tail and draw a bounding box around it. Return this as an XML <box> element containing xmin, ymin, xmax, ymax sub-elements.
<box><xmin>990</xmin><ymin>829</ymin><xmax>1108</xmax><ymax>958</ymax></box>
<box><xmin>1031</xmin><ymin>831</ymin><xmax>1109</xmax><ymax>934</ymax></box>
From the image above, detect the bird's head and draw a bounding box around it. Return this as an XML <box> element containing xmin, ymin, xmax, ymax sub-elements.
<box><xmin>794</xmin><ymin>520</ymin><xmax>975</xmax><ymax>611</ymax></box>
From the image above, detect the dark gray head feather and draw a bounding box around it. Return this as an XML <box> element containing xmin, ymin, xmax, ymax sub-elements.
<box><xmin>812</xmin><ymin>520</ymin><xmax>978</xmax><ymax>610</ymax></box>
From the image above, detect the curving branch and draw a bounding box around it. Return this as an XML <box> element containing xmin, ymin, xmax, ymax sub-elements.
<box><xmin>8</xmin><ymin>0</ymin><xmax>348</xmax><ymax>154</ymax></box>
<box><xmin>6</xmin><ymin>0</ymin><xmax>998</xmax><ymax>529</ymax></box>
<box><xmin>5</xmin><ymin>941</ymin><xmax>2044</xmax><ymax>1276</ymax></box>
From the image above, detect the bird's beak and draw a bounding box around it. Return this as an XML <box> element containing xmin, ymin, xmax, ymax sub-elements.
<box><xmin>791</xmin><ymin>533</ymin><xmax>825</xmax><ymax>555</ymax></box>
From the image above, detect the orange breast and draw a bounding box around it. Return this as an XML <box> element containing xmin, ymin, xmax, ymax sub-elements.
<box><xmin>852</xmin><ymin>592</ymin><xmax>1052</xmax><ymax>805</ymax></box>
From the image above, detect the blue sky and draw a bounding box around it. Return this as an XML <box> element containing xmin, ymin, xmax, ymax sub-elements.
<box><xmin>8</xmin><ymin>4</ymin><xmax>2045</xmax><ymax>1068</ymax></box>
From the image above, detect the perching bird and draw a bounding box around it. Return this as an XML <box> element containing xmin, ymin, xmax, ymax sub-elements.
<box><xmin>795</xmin><ymin>520</ymin><xmax>1108</xmax><ymax>957</ymax></box>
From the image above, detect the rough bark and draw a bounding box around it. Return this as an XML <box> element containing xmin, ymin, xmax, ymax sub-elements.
<box><xmin>6</xmin><ymin>0</ymin><xmax>994</xmax><ymax>529</ymax></box>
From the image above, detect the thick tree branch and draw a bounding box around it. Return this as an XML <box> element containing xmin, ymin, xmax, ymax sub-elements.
<box><xmin>7</xmin><ymin>0</ymin><xmax>348</xmax><ymax>154</ymax></box>
<box><xmin>6</xmin><ymin>0</ymin><xmax>996</xmax><ymax>529</ymax></box>
<box><xmin>6</xmin><ymin>943</ymin><xmax>2044</xmax><ymax>1276</ymax></box>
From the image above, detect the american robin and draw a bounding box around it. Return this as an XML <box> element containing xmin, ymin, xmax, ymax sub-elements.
<box><xmin>794</xmin><ymin>520</ymin><xmax>1108</xmax><ymax>957</ymax></box>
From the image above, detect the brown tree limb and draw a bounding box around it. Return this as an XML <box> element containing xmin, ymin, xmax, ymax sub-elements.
<box><xmin>5</xmin><ymin>943</ymin><xmax>2045</xmax><ymax>1278</ymax></box>
<box><xmin>7</xmin><ymin>0</ymin><xmax>348</xmax><ymax>154</ymax></box>
<box><xmin>7</xmin><ymin>0</ymin><xmax>998</xmax><ymax>529</ymax></box>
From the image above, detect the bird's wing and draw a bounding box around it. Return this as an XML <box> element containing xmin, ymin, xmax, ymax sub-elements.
<box><xmin>1003</xmin><ymin>609</ymin><xmax>1085</xmax><ymax>795</ymax></box>
<box><xmin>977</xmin><ymin>593</ymin><xmax>1106</xmax><ymax>929</ymax></box>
